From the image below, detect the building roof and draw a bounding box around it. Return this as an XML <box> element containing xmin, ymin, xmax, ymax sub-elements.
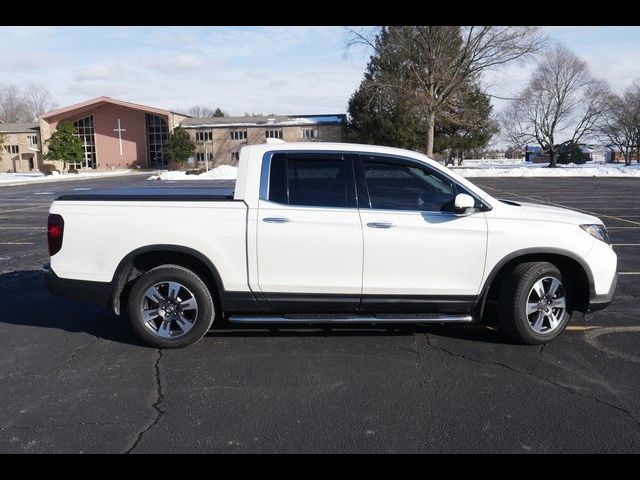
<box><xmin>41</xmin><ymin>96</ymin><xmax>185</xmax><ymax>121</ymax></box>
<box><xmin>0</xmin><ymin>122</ymin><xmax>39</xmax><ymax>133</ymax></box>
<box><xmin>181</xmin><ymin>114</ymin><xmax>345</xmax><ymax>129</ymax></box>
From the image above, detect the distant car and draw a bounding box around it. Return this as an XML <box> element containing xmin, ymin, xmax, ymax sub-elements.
<box><xmin>44</xmin><ymin>142</ymin><xmax>617</xmax><ymax>348</ymax></box>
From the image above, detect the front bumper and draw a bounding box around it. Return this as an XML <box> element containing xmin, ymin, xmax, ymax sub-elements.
<box><xmin>588</xmin><ymin>272</ymin><xmax>618</xmax><ymax>312</ymax></box>
<box><xmin>43</xmin><ymin>263</ymin><xmax>112</xmax><ymax>307</ymax></box>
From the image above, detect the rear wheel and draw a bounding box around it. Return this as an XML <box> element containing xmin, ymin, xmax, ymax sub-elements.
<box><xmin>127</xmin><ymin>265</ymin><xmax>215</xmax><ymax>348</ymax></box>
<box><xmin>498</xmin><ymin>262</ymin><xmax>570</xmax><ymax>345</ymax></box>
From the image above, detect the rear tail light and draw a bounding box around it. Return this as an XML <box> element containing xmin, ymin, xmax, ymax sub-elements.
<box><xmin>47</xmin><ymin>214</ymin><xmax>64</xmax><ymax>256</ymax></box>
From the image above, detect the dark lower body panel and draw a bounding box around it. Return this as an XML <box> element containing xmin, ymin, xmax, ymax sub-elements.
<box><xmin>43</xmin><ymin>263</ymin><xmax>112</xmax><ymax>307</ymax></box>
<box><xmin>588</xmin><ymin>273</ymin><xmax>618</xmax><ymax>312</ymax></box>
<box><xmin>226</xmin><ymin>291</ymin><xmax>477</xmax><ymax>315</ymax></box>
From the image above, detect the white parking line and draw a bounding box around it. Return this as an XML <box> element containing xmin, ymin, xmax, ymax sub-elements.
<box><xmin>612</xmin><ymin>244</ymin><xmax>640</xmax><ymax>246</ymax></box>
<box><xmin>619</xmin><ymin>272</ymin><xmax>640</xmax><ymax>275</ymax></box>
<box><xmin>0</xmin><ymin>205</ymin><xmax>49</xmax><ymax>214</ymax></box>
<box><xmin>0</xmin><ymin>226</ymin><xmax>45</xmax><ymax>230</ymax></box>
<box><xmin>0</xmin><ymin>242</ymin><xmax>35</xmax><ymax>245</ymax></box>
<box><xmin>606</xmin><ymin>226</ymin><xmax>640</xmax><ymax>229</ymax></box>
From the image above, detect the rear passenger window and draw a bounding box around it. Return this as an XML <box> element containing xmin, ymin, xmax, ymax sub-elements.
<box><xmin>268</xmin><ymin>154</ymin><xmax>354</xmax><ymax>208</ymax></box>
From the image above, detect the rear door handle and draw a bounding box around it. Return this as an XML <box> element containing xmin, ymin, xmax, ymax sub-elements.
<box><xmin>367</xmin><ymin>222</ymin><xmax>395</xmax><ymax>229</ymax></box>
<box><xmin>263</xmin><ymin>217</ymin><xmax>290</xmax><ymax>223</ymax></box>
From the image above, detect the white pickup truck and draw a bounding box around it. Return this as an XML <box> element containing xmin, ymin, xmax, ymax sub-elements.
<box><xmin>44</xmin><ymin>142</ymin><xmax>617</xmax><ymax>348</ymax></box>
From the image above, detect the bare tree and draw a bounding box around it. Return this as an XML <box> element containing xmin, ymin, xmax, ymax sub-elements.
<box><xmin>598</xmin><ymin>82</ymin><xmax>640</xmax><ymax>166</ymax></box>
<box><xmin>185</xmin><ymin>105</ymin><xmax>226</xmax><ymax>118</ymax></box>
<box><xmin>24</xmin><ymin>83</ymin><xmax>57</xmax><ymax>120</ymax></box>
<box><xmin>346</xmin><ymin>26</ymin><xmax>546</xmax><ymax>156</ymax></box>
<box><xmin>0</xmin><ymin>84</ymin><xmax>56</xmax><ymax>122</ymax></box>
<box><xmin>501</xmin><ymin>44</ymin><xmax>610</xmax><ymax>167</ymax></box>
<box><xmin>0</xmin><ymin>85</ymin><xmax>32</xmax><ymax>123</ymax></box>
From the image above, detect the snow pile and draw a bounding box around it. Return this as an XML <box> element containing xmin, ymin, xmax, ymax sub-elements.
<box><xmin>148</xmin><ymin>165</ymin><xmax>238</xmax><ymax>181</ymax></box>
<box><xmin>0</xmin><ymin>169</ymin><xmax>136</xmax><ymax>186</ymax></box>
<box><xmin>454</xmin><ymin>162</ymin><xmax>640</xmax><ymax>178</ymax></box>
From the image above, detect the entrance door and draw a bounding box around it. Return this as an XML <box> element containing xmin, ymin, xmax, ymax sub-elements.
<box><xmin>256</xmin><ymin>152</ymin><xmax>363</xmax><ymax>312</ymax></box>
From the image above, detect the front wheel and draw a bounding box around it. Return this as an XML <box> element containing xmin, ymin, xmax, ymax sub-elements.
<box><xmin>127</xmin><ymin>265</ymin><xmax>215</xmax><ymax>348</ymax></box>
<box><xmin>498</xmin><ymin>262</ymin><xmax>571</xmax><ymax>345</ymax></box>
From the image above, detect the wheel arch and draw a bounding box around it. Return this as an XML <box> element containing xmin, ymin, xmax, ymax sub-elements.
<box><xmin>476</xmin><ymin>248</ymin><xmax>594</xmax><ymax>320</ymax></box>
<box><xmin>110</xmin><ymin>244</ymin><xmax>225</xmax><ymax>316</ymax></box>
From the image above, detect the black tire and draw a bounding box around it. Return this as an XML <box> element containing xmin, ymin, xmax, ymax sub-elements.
<box><xmin>498</xmin><ymin>261</ymin><xmax>571</xmax><ymax>345</ymax></box>
<box><xmin>127</xmin><ymin>264</ymin><xmax>215</xmax><ymax>348</ymax></box>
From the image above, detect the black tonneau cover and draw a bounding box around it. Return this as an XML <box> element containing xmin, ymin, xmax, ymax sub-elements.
<box><xmin>56</xmin><ymin>186</ymin><xmax>235</xmax><ymax>202</ymax></box>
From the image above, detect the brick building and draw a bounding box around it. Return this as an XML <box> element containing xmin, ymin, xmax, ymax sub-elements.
<box><xmin>181</xmin><ymin>114</ymin><xmax>345</xmax><ymax>167</ymax></box>
<box><xmin>40</xmin><ymin>97</ymin><xmax>188</xmax><ymax>171</ymax></box>
<box><xmin>1</xmin><ymin>96</ymin><xmax>346</xmax><ymax>172</ymax></box>
<box><xmin>0</xmin><ymin>122</ymin><xmax>41</xmax><ymax>172</ymax></box>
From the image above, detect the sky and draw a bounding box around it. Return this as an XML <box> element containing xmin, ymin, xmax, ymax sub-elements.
<box><xmin>2</xmin><ymin>26</ymin><xmax>640</xmax><ymax>121</ymax></box>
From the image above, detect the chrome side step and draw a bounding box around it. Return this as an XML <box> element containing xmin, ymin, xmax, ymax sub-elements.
<box><xmin>228</xmin><ymin>314</ymin><xmax>474</xmax><ymax>324</ymax></box>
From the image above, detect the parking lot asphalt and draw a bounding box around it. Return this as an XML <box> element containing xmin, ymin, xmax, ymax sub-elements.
<box><xmin>0</xmin><ymin>173</ymin><xmax>639</xmax><ymax>453</ymax></box>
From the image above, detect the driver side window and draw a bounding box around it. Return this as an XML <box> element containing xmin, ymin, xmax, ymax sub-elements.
<box><xmin>361</xmin><ymin>157</ymin><xmax>457</xmax><ymax>211</ymax></box>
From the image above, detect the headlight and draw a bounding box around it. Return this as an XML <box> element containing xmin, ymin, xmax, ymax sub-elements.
<box><xmin>580</xmin><ymin>224</ymin><xmax>610</xmax><ymax>244</ymax></box>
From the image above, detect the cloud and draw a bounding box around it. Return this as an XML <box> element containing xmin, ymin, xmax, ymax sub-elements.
<box><xmin>143</xmin><ymin>54</ymin><xmax>207</xmax><ymax>72</ymax></box>
<box><xmin>75</xmin><ymin>63</ymin><xmax>117</xmax><ymax>81</ymax></box>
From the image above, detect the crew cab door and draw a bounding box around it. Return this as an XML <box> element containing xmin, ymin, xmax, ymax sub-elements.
<box><xmin>355</xmin><ymin>154</ymin><xmax>488</xmax><ymax>313</ymax></box>
<box><xmin>256</xmin><ymin>152</ymin><xmax>363</xmax><ymax>312</ymax></box>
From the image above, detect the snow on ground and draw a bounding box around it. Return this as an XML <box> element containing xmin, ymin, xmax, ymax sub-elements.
<box><xmin>146</xmin><ymin>161</ymin><xmax>640</xmax><ymax>181</ymax></box>
<box><xmin>453</xmin><ymin>162</ymin><xmax>640</xmax><ymax>177</ymax></box>
<box><xmin>0</xmin><ymin>169</ymin><xmax>139</xmax><ymax>186</ymax></box>
<box><xmin>148</xmin><ymin>165</ymin><xmax>238</xmax><ymax>181</ymax></box>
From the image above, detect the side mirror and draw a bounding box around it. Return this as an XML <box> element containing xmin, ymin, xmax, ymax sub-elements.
<box><xmin>454</xmin><ymin>193</ymin><xmax>476</xmax><ymax>215</ymax></box>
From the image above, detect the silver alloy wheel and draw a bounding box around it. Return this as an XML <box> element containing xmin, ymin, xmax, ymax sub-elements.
<box><xmin>140</xmin><ymin>281</ymin><xmax>199</xmax><ymax>339</ymax></box>
<box><xmin>526</xmin><ymin>276</ymin><xmax>567</xmax><ymax>334</ymax></box>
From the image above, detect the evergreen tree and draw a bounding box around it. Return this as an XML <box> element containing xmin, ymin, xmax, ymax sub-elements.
<box><xmin>434</xmin><ymin>83</ymin><xmax>499</xmax><ymax>163</ymax></box>
<box><xmin>347</xmin><ymin>26</ymin><xmax>543</xmax><ymax>155</ymax></box>
<box><xmin>44</xmin><ymin>121</ymin><xmax>83</xmax><ymax>170</ymax></box>
<box><xmin>347</xmin><ymin>53</ymin><xmax>498</xmax><ymax>161</ymax></box>
<box><xmin>164</xmin><ymin>126</ymin><xmax>196</xmax><ymax>165</ymax></box>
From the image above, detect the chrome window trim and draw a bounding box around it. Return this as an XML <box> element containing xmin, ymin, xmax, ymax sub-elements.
<box><xmin>258</xmin><ymin>149</ymin><xmax>492</xmax><ymax>213</ymax></box>
<box><xmin>356</xmin><ymin>152</ymin><xmax>493</xmax><ymax>213</ymax></box>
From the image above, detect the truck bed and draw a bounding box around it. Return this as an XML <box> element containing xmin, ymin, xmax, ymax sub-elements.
<box><xmin>56</xmin><ymin>186</ymin><xmax>236</xmax><ymax>202</ymax></box>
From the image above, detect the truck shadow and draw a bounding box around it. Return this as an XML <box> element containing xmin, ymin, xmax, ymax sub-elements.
<box><xmin>209</xmin><ymin>322</ymin><xmax>513</xmax><ymax>344</ymax></box>
<box><xmin>0</xmin><ymin>270</ymin><xmax>512</xmax><ymax>346</ymax></box>
<box><xmin>0</xmin><ymin>270</ymin><xmax>146</xmax><ymax>347</ymax></box>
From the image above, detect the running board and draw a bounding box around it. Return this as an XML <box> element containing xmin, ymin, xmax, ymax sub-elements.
<box><xmin>228</xmin><ymin>314</ymin><xmax>474</xmax><ymax>324</ymax></box>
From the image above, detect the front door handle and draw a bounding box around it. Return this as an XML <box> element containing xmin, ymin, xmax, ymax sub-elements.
<box><xmin>263</xmin><ymin>217</ymin><xmax>290</xmax><ymax>223</ymax></box>
<box><xmin>367</xmin><ymin>222</ymin><xmax>395</xmax><ymax>229</ymax></box>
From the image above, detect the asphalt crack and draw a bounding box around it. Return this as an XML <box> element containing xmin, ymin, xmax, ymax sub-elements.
<box><xmin>123</xmin><ymin>349</ymin><xmax>165</xmax><ymax>454</ymax></box>
<box><xmin>54</xmin><ymin>316</ymin><xmax>109</xmax><ymax>374</ymax></box>
<box><xmin>424</xmin><ymin>333</ymin><xmax>640</xmax><ymax>431</ymax></box>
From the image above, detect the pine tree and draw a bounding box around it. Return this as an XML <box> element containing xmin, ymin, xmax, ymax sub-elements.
<box><xmin>164</xmin><ymin>126</ymin><xmax>196</xmax><ymax>165</ymax></box>
<box><xmin>347</xmin><ymin>60</ymin><xmax>498</xmax><ymax>161</ymax></box>
<box><xmin>44</xmin><ymin>121</ymin><xmax>83</xmax><ymax>170</ymax></box>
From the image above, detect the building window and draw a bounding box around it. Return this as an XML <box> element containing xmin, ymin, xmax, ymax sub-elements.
<box><xmin>230</xmin><ymin>151</ymin><xmax>240</xmax><ymax>163</ymax></box>
<box><xmin>265</xmin><ymin>129</ymin><xmax>283</xmax><ymax>139</ymax></box>
<box><xmin>302</xmin><ymin>129</ymin><xmax>319</xmax><ymax>140</ymax></box>
<box><xmin>146</xmin><ymin>113</ymin><xmax>169</xmax><ymax>168</ymax></box>
<box><xmin>4</xmin><ymin>145</ymin><xmax>19</xmax><ymax>154</ymax></box>
<box><xmin>195</xmin><ymin>131</ymin><xmax>213</xmax><ymax>142</ymax></box>
<box><xmin>196</xmin><ymin>152</ymin><xmax>214</xmax><ymax>162</ymax></box>
<box><xmin>72</xmin><ymin>115</ymin><xmax>96</xmax><ymax>169</ymax></box>
<box><xmin>230</xmin><ymin>130</ymin><xmax>247</xmax><ymax>141</ymax></box>
<box><xmin>27</xmin><ymin>134</ymin><xmax>38</xmax><ymax>146</ymax></box>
